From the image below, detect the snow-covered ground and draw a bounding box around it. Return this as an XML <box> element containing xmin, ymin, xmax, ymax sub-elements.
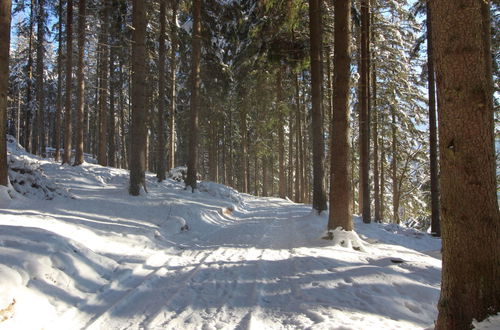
<box><xmin>0</xmin><ymin>138</ymin><xmax>460</xmax><ymax>329</ymax></box>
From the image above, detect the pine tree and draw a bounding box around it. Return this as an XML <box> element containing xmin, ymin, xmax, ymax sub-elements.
<box><xmin>185</xmin><ymin>0</ymin><xmax>202</xmax><ymax>191</ymax></box>
<box><xmin>0</xmin><ymin>0</ymin><xmax>12</xmax><ymax>186</ymax></box>
<box><xmin>426</xmin><ymin>0</ymin><xmax>440</xmax><ymax>236</ymax></box>
<box><xmin>62</xmin><ymin>0</ymin><xmax>73</xmax><ymax>165</ymax></box>
<box><xmin>74</xmin><ymin>0</ymin><xmax>86</xmax><ymax>166</ymax></box>
<box><xmin>129</xmin><ymin>0</ymin><xmax>148</xmax><ymax>196</ymax></box>
<box><xmin>328</xmin><ymin>0</ymin><xmax>352</xmax><ymax>231</ymax></box>
<box><xmin>431</xmin><ymin>0</ymin><xmax>500</xmax><ymax>328</ymax></box>
<box><xmin>309</xmin><ymin>0</ymin><xmax>327</xmax><ymax>213</ymax></box>
<box><xmin>156</xmin><ymin>0</ymin><xmax>167</xmax><ymax>182</ymax></box>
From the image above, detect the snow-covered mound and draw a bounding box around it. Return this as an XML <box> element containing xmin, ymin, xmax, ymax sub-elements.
<box><xmin>0</xmin><ymin>142</ymin><xmax>444</xmax><ymax>329</ymax></box>
<box><xmin>5</xmin><ymin>136</ymin><xmax>73</xmax><ymax>201</ymax></box>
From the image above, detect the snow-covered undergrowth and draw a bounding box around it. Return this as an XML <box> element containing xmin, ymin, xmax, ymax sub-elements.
<box><xmin>0</xmin><ymin>139</ymin><xmax>446</xmax><ymax>329</ymax></box>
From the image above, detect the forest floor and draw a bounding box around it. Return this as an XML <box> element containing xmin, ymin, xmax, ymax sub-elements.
<box><xmin>0</xmin><ymin>138</ymin><xmax>458</xmax><ymax>329</ymax></box>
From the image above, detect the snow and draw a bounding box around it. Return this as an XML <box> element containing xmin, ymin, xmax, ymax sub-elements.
<box><xmin>0</xmin><ymin>138</ymin><xmax>445</xmax><ymax>329</ymax></box>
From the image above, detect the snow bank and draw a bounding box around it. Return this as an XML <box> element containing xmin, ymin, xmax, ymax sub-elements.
<box><xmin>473</xmin><ymin>314</ymin><xmax>500</xmax><ymax>329</ymax></box>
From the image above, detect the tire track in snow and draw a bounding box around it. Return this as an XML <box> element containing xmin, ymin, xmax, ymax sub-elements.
<box><xmin>84</xmin><ymin>247</ymin><xmax>220</xmax><ymax>330</ymax></box>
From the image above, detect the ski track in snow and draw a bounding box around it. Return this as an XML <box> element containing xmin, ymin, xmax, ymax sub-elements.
<box><xmin>0</xmin><ymin>148</ymin><xmax>443</xmax><ymax>329</ymax></box>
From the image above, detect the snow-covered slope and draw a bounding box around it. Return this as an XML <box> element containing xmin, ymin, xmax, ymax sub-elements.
<box><xmin>0</xmin><ymin>141</ymin><xmax>445</xmax><ymax>329</ymax></box>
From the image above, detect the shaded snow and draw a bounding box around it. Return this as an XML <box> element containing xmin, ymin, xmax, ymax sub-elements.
<box><xmin>0</xmin><ymin>140</ymin><xmax>443</xmax><ymax>329</ymax></box>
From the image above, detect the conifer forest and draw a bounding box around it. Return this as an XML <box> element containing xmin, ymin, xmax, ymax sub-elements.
<box><xmin>0</xmin><ymin>0</ymin><xmax>499</xmax><ymax>329</ymax></box>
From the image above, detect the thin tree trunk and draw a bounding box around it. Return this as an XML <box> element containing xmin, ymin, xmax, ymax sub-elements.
<box><xmin>277</xmin><ymin>65</ymin><xmax>286</xmax><ymax>199</ymax></box>
<box><xmin>108</xmin><ymin>43</ymin><xmax>116</xmax><ymax>168</ymax></box>
<box><xmin>309</xmin><ymin>0</ymin><xmax>327</xmax><ymax>213</ymax></box>
<box><xmin>54</xmin><ymin>0</ymin><xmax>63</xmax><ymax>161</ymax></box>
<box><xmin>74</xmin><ymin>0</ymin><xmax>86</xmax><ymax>165</ymax></box>
<box><xmin>156</xmin><ymin>0</ymin><xmax>167</xmax><ymax>181</ymax></box>
<box><xmin>34</xmin><ymin>0</ymin><xmax>45</xmax><ymax>157</ymax></box>
<box><xmin>432</xmin><ymin>1</ymin><xmax>500</xmax><ymax>328</ymax></box>
<box><xmin>238</xmin><ymin>87</ymin><xmax>248</xmax><ymax>192</ymax></box>
<box><xmin>380</xmin><ymin>132</ymin><xmax>385</xmax><ymax>220</ymax></box>
<box><xmin>185</xmin><ymin>0</ymin><xmax>202</xmax><ymax>191</ymax></box>
<box><xmin>24</xmin><ymin>0</ymin><xmax>35</xmax><ymax>152</ymax></box>
<box><xmin>97</xmin><ymin>0</ymin><xmax>109</xmax><ymax>166</ymax></box>
<box><xmin>62</xmin><ymin>0</ymin><xmax>73</xmax><ymax>165</ymax></box>
<box><xmin>294</xmin><ymin>72</ymin><xmax>302</xmax><ymax>202</ymax></box>
<box><xmin>373</xmin><ymin>62</ymin><xmax>380</xmax><ymax>222</ymax></box>
<box><xmin>426</xmin><ymin>1</ymin><xmax>440</xmax><ymax>237</ymax></box>
<box><xmin>168</xmin><ymin>0</ymin><xmax>178</xmax><ymax>171</ymax></box>
<box><xmin>119</xmin><ymin>60</ymin><xmax>127</xmax><ymax>169</ymax></box>
<box><xmin>328</xmin><ymin>0</ymin><xmax>352</xmax><ymax>231</ymax></box>
<box><xmin>262</xmin><ymin>156</ymin><xmax>268</xmax><ymax>197</ymax></box>
<box><xmin>0</xmin><ymin>0</ymin><xmax>12</xmax><ymax>186</ymax></box>
<box><xmin>360</xmin><ymin>0</ymin><xmax>371</xmax><ymax>223</ymax></box>
<box><xmin>391</xmin><ymin>106</ymin><xmax>399</xmax><ymax>224</ymax></box>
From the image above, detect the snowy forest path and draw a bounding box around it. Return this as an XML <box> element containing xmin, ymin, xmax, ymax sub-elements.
<box><xmin>81</xmin><ymin>191</ymin><xmax>317</xmax><ymax>330</ymax></box>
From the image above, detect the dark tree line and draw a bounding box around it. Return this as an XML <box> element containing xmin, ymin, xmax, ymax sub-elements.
<box><xmin>0</xmin><ymin>0</ymin><xmax>498</xmax><ymax>328</ymax></box>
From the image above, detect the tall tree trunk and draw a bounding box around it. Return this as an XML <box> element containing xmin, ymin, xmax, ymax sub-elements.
<box><xmin>54</xmin><ymin>0</ymin><xmax>63</xmax><ymax>162</ymax></box>
<box><xmin>156</xmin><ymin>0</ymin><xmax>167</xmax><ymax>181</ymax></box>
<box><xmin>34</xmin><ymin>0</ymin><xmax>45</xmax><ymax>157</ymax></box>
<box><xmin>288</xmin><ymin>107</ymin><xmax>293</xmax><ymax>198</ymax></box>
<box><xmin>328</xmin><ymin>0</ymin><xmax>352</xmax><ymax>231</ymax></box>
<box><xmin>0</xmin><ymin>0</ymin><xmax>11</xmax><ymax>186</ymax></box>
<box><xmin>380</xmin><ymin>129</ymin><xmax>385</xmax><ymax>220</ymax></box>
<box><xmin>168</xmin><ymin>0</ymin><xmax>178</xmax><ymax>171</ymax></box>
<box><xmin>119</xmin><ymin>59</ymin><xmax>127</xmax><ymax>168</ymax></box>
<box><xmin>62</xmin><ymin>0</ymin><xmax>73</xmax><ymax>165</ymax></box>
<box><xmin>262</xmin><ymin>156</ymin><xmax>268</xmax><ymax>197</ymax></box>
<box><xmin>277</xmin><ymin>65</ymin><xmax>286</xmax><ymax>199</ymax></box>
<box><xmin>426</xmin><ymin>1</ymin><xmax>440</xmax><ymax>237</ymax></box>
<box><xmin>360</xmin><ymin>0</ymin><xmax>371</xmax><ymax>223</ymax></box>
<box><xmin>391</xmin><ymin>106</ymin><xmax>399</xmax><ymax>224</ymax></box>
<box><xmin>294</xmin><ymin>71</ymin><xmax>302</xmax><ymax>202</ymax></box>
<box><xmin>129</xmin><ymin>0</ymin><xmax>148</xmax><ymax>195</ymax></box>
<box><xmin>108</xmin><ymin>45</ymin><xmax>116</xmax><ymax>168</ymax></box>
<box><xmin>372</xmin><ymin>63</ymin><xmax>380</xmax><ymax>222</ymax></box>
<box><xmin>308</xmin><ymin>0</ymin><xmax>327</xmax><ymax>213</ymax></box>
<box><xmin>431</xmin><ymin>0</ymin><xmax>500</xmax><ymax>328</ymax></box>
<box><xmin>98</xmin><ymin>0</ymin><xmax>109</xmax><ymax>166</ymax></box>
<box><xmin>185</xmin><ymin>0</ymin><xmax>202</xmax><ymax>191</ymax></box>
<box><xmin>238</xmin><ymin>87</ymin><xmax>248</xmax><ymax>192</ymax></box>
<box><xmin>74</xmin><ymin>0</ymin><xmax>86</xmax><ymax>165</ymax></box>
<box><xmin>24</xmin><ymin>0</ymin><xmax>35</xmax><ymax>152</ymax></box>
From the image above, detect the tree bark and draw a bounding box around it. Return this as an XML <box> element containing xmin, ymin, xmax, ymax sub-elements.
<box><xmin>168</xmin><ymin>0</ymin><xmax>178</xmax><ymax>172</ymax></box>
<box><xmin>328</xmin><ymin>0</ymin><xmax>352</xmax><ymax>231</ymax></box>
<box><xmin>391</xmin><ymin>106</ymin><xmax>399</xmax><ymax>224</ymax></box>
<box><xmin>373</xmin><ymin>63</ymin><xmax>380</xmax><ymax>222</ymax></box>
<box><xmin>294</xmin><ymin>71</ymin><xmax>302</xmax><ymax>202</ymax></box>
<box><xmin>62</xmin><ymin>0</ymin><xmax>73</xmax><ymax>165</ymax></box>
<box><xmin>431</xmin><ymin>0</ymin><xmax>500</xmax><ymax>328</ymax></box>
<box><xmin>360</xmin><ymin>0</ymin><xmax>371</xmax><ymax>223</ymax></box>
<box><xmin>0</xmin><ymin>0</ymin><xmax>12</xmax><ymax>186</ymax></box>
<box><xmin>54</xmin><ymin>0</ymin><xmax>63</xmax><ymax>162</ymax></box>
<box><xmin>277</xmin><ymin>65</ymin><xmax>285</xmax><ymax>199</ymax></box>
<box><xmin>238</xmin><ymin>87</ymin><xmax>248</xmax><ymax>192</ymax></box>
<box><xmin>33</xmin><ymin>0</ymin><xmax>45</xmax><ymax>156</ymax></box>
<box><xmin>74</xmin><ymin>0</ymin><xmax>86</xmax><ymax>165</ymax></box>
<box><xmin>97</xmin><ymin>0</ymin><xmax>109</xmax><ymax>167</ymax></box>
<box><xmin>156</xmin><ymin>0</ymin><xmax>167</xmax><ymax>181</ymax></box>
<box><xmin>185</xmin><ymin>0</ymin><xmax>202</xmax><ymax>191</ymax></box>
<box><xmin>426</xmin><ymin>1</ymin><xmax>440</xmax><ymax>237</ymax></box>
<box><xmin>24</xmin><ymin>0</ymin><xmax>35</xmax><ymax>152</ymax></box>
<box><xmin>308</xmin><ymin>0</ymin><xmax>327</xmax><ymax>213</ymax></box>
<box><xmin>129</xmin><ymin>0</ymin><xmax>148</xmax><ymax>195</ymax></box>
